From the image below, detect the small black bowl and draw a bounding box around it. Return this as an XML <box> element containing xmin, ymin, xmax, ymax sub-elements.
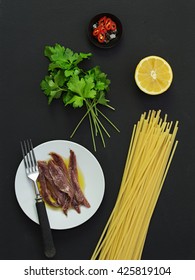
<box><xmin>88</xmin><ymin>13</ymin><xmax>123</xmax><ymax>49</ymax></box>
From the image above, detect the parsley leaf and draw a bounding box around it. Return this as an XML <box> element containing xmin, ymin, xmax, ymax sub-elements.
<box><xmin>66</xmin><ymin>75</ymin><xmax>86</xmax><ymax>96</ymax></box>
<box><xmin>40</xmin><ymin>76</ymin><xmax>65</xmax><ymax>104</ymax></box>
<box><xmin>65</xmin><ymin>95</ymin><xmax>84</xmax><ymax>108</ymax></box>
<box><xmin>44</xmin><ymin>44</ymin><xmax>92</xmax><ymax>71</ymax></box>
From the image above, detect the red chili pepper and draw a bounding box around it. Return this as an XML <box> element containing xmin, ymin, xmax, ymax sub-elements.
<box><xmin>105</xmin><ymin>17</ymin><xmax>112</xmax><ymax>24</ymax></box>
<box><xmin>93</xmin><ymin>27</ymin><xmax>100</xmax><ymax>37</ymax></box>
<box><xmin>99</xmin><ymin>26</ymin><xmax>107</xmax><ymax>33</ymax></box>
<box><xmin>110</xmin><ymin>21</ymin><xmax>117</xmax><ymax>31</ymax></box>
<box><xmin>98</xmin><ymin>16</ymin><xmax>107</xmax><ymax>25</ymax></box>
<box><xmin>105</xmin><ymin>18</ymin><xmax>112</xmax><ymax>30</ymax></box>
<box><xmin>98</xmin><ymin>32</ymin><xmax>105</xmax><ymax>43</ymax></box>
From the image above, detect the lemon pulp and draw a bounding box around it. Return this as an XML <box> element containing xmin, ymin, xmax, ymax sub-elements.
<box><xmin>135</xmin><ymin>56</ymin><xmax>173</xmax><ymax>95</ymax></box>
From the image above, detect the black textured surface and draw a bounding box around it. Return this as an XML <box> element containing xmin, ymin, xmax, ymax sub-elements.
<box><xmin>0</xmin><ymin>0</ymin><xmax>195</xmax><ymax>260</ymax></box>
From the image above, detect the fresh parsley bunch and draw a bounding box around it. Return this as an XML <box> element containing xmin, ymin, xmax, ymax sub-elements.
<box><xmin>40</xmin><ymin>43</ymin><xmax>119</xmax><ymax>151</ymax></box>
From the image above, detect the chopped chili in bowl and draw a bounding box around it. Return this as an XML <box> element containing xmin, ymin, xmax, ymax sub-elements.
<box><xmin>88</xmin><ymin>13</ymin><xmax>122</xmax><ymax>48</ymax></box>
<box><xmin>92</xmin><ymin>16</ymin><xmax>118</xmax><ymax>44</ymax></box>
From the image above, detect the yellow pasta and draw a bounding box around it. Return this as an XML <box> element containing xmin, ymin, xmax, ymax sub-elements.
<box><xmin>91</xmin><ymin>110</ymin><xmax>178</xmax><ymax>260</ymax></box>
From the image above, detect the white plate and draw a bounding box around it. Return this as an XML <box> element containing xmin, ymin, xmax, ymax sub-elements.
<box><xmin>15</xmin><ymin>140</ymin><xmax>105</xmax><ymax>230</ymax></box>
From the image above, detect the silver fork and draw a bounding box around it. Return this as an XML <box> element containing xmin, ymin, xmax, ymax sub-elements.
<box><xmin>21</xmin><ymin>139</ymin><xmax>56</xmax><ymax>258</ymax></box>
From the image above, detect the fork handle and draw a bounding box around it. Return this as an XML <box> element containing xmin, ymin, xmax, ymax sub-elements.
<box><xmin>36</xmin><ymin>199</ymin><xmax>56</xmax><ymax>258</ymax></box>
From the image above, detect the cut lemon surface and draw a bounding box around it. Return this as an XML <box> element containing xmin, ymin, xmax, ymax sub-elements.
<box><xmin>135</xmin><ymin>56</ymin><xmax>173</xmax><ymax>95</ymax></box>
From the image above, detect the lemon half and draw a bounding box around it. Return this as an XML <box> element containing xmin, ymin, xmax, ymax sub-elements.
<box><xmin>135</xmin><ymin>56</ymin><xmax>173</xmax><ymax>95</ymax></box>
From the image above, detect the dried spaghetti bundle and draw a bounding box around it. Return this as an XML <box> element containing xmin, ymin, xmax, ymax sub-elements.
<box><xmin>91</xmin><ymin>110</ymin><xmax>178</xmax><ymax>260</ymax></box>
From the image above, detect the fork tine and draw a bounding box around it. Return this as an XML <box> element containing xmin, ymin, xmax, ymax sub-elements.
<box><xmin>29</xmin><ymin>139</ymin><xmax>38</xmax><ymax>171</ymax></box>
<box><xmin>25</xmin><ymin>140</ymin><xmax>31</xmax><ymax>171</ymax></box>
<box><xmin>20</xmin><ymin>141</ymin><xmax>26</xmax><ymax>166</ymax></box>
<box><xmin>26</xmin><ymin>139</ymin><xmax>34</xmax><ymax>171</ymax></box>
<box><xmin>21</xmin><ymin>140</ymin><xmax>29</xmax><ymax>171</ymax></box>
<box><xmin>21</xmin><ymin>139</ymin><xmax>38</xmax><ymax>173</ymax></box>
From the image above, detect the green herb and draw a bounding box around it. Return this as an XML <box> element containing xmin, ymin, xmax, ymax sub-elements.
<box><xmin>40</xmin><ymin>43</ymin><xmax>119</xmax><ymax>151</ymax></box>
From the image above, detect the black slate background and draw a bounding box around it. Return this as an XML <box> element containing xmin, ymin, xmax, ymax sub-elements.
<box><xmin>0</xmin><ymin>0</ymin><xmax>195</xmax><ymax>259</ymax></box>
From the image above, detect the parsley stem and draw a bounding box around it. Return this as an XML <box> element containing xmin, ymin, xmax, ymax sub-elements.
<box><xmin>95</xmin><ymin>113</ymin><xmax>110</xmax><ymax>138</ymax></box>
<box><xmin>94</xmin><ymin>115</ymin><xmax>106</xmax><ymax>148</ymax></box>
<box><xmin>70</xmin><ymin>107</ymin><xmax>91</xmax><ymax>138</ymax></box>
<box><xmin>88</xmin><ymin>110</ymin><xmax>96</xmax><ymax>151</ymax></box>
<box><xmin>97</xmin><ymin>108</ymin><xmax>120</xmax><ymax>132</ymax></box>
<box><xmin>87</xmin><ymin>101</ymin><xmax>106</xmax><ymax>147</ymax></box>
<box><xmin>89</xmin><ymin>109</ymin><xmax>97</xmax><ymax>137</ymax></box>
<box><xmin>105</xmin><ymin>104</ymin><xmax>115</xmax><ymax>110</ymax></box>
<box><xmin>85</xmin><ymin>100</ymin><xmax>98</xmax><ymax>136</ymax></box>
